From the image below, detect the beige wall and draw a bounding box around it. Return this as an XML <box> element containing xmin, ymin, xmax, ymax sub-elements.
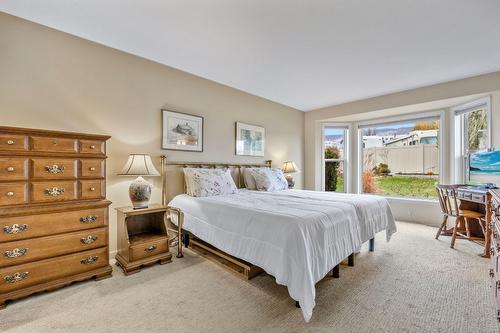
<box><xmin>0</xmin><ymin>13</ymin><xmax>304</xmax><ymax>255</ymax></box>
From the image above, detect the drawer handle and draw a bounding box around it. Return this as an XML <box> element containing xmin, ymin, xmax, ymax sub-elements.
<box><xmin>80</xmin><ymin>256</ymin><xmax>98</xmax><ymax>265</ymax></box>
<box><xmin>6</xmin><ymin>166</ymin><xmax>15</xmax><ymax>172</ymax></box>
<box><xmin>6</xmin><ymin>140</ymin><xmax>14</xmax><ymax>145</ymax></box>
<box><xmin>45</xmin><ymin>187</ymin><xmax>65</xmax><ymax>196</ymax></box>
<box><xmin>45</xmin><ymin>164</ymin><xmax>65</xmax><ymax>174</ymax></box>
<box><xmin>4</xmin><ymin>272</ymin><xmax>29</xmax><ymax>284</ymax></box>
<box><xmin>491</xmin><ymin>268</ymin><xmax>495</xmax><ymax>278</ymax></box>
<box><xmin>80</xmin><ymin>235</ymin><xmax>98</xmax><ymax>245</ymax></box>
<box><xmin>4</xmin><ymin>247</ymin><xmax>28</xmax><ymax>258</ymax></box>
<box><xmin>90</xmin><ymin>145</ymin><xmax>96</xmax><ymax>149</ymax></box>
<box><xmin>80</xmin><ymin>215</ymin><xmax>97</xmax><ymax>223</ymax></box>
<box><xmin>89</xmin><ymin>167</ymin><xmax>96</xmax><ymax>171</ymax></box>
<box><xmin>89</xmin><ymin>187</ymin><xmax>96</xmax><ymax>192</ymax></box>
<box><xmin>6</xmin><ymin>191</ymin><xmax>14</xmax><ymax>197</ymax></box>
<box><xmin>145</xmin><ymin>245</ymin><xmax>157</xmax><ymax>253</ymax></box>
<box><xmin>3</xmin><ymin>223</ymin><xmax>28</xmax><ymax>234</ymax></box>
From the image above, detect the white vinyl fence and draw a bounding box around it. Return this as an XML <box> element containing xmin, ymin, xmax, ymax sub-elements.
<box><xmin>363</xmin><ymin>145</ymin><xmax>439</xmax><ymax>175</ymax></box>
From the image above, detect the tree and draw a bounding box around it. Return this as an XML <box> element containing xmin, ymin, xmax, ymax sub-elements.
<box><xmin>414</xmin><ymin>121</ymin><xmax>439</xmax><ymax>130</ymax></box>
<box><xmin>324</xmin><ymin>146</ymin><xmax>340</xmax><ymax>191</ymax></box>
<box><xmin>467</xmin><ymin>109</ymin><xmax>488</xmax><ymax>152</ymax></box>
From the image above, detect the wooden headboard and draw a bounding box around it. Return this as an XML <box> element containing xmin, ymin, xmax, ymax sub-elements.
<box><xmin>160</xmin><ymin>155</ymin><xmax>272</xmax><ymax>205</ymax></box>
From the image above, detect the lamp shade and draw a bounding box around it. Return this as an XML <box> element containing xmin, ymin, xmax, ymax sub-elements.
<box><xmin>118</xmin><ymin>154</ymin><xmax>160</xmax><ymax>176</ymax></box>
<box><xmin>282</xmin><ymin>161</ymin><xmax>299</xmax><ymax>174</ymax></box>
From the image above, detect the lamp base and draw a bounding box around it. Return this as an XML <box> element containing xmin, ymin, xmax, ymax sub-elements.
<box><xmin>285</xmin><ymin>175</ymin><xmax>295</xmax><ymax>189</ymax></box>
<box><xmin>129</xmin><ymin>176</ymin><xmax>152</xmax><ymax>209</ymax></box>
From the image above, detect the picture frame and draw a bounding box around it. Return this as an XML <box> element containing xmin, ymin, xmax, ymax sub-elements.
<box><xmin>235</xmin><ymin>122</ymin><xmax>265</xmax><ymax>156</ymax></box>
<box><xmin>162</xmin><ymin>109</ymin><xmax>203</xmax><ymax>152</ymax></box>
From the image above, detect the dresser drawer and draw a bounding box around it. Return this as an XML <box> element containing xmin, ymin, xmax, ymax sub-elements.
<box><xmin>80</xmin><ymin>180</ymin><xmax>104</xmax><ymax>200</ymax></box>
<box><xmin>0</xmin><ymin>207</ymin><xmax>108</xmax><ymax>242</ymax></box>
<box><xmin>32</xmin><ymin>158</ymin><xmax>78</xmax><ymax>180</ymax></box>
<box><xmin>0</xmin><ymin>158</ymin><xmax>28</xmax><ymax>181</ymax></box>
<box><xmin>0</xmin><ymin>183</ymin><xmax>27</xmax><ymax>206</ymax></box>
<box><xmin>0</xmin><ymin>247</ymin><xmax>108</xmax><ymax>293</ymax></box>
<box><xmin>30</xmin><ymin>136</ymin><xmax>78</xmax><ymax>153</ymax></box>
<box><xmin>30</xmin><ymin>181</ymin><xmax>78</xmax><ymax>203</ymax></box>
<box><xmin>80</xmin><ymin>140</ymin><xmax>105</xmax><ymax>155</ymax></box>
<box><xmin>130</xmin><ymin>236</ymin><xmax>169</xmax><ymax>261</ymax></box>
<box><xmin>0</xmin><ymin>134</ymin><xmax>27</xmax><ymax>152</ymax></box>
<box><xmin>0</xmin><ymin>228</ymin><xmax>108</xmax><ymax>267</ymax></box>
<box><xmin>81</xmin><ymin>159</ymin><xmax>104</xmax><ymax>178</ymax></box>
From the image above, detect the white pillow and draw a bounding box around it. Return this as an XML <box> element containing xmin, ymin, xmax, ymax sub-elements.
<box><xmin>183</xmin><ymin>168</ymin><xmax>238</xmax><ymax>197</ymax></box>
<box><xmin>249</xmin><ymin>168</ymin><xmax>288</xmax><ymax>192</ymax></box>
<box><xmin>243</xmin><ymin>167</ymin><xmax>259</xmax><ymax>190</ymax></box>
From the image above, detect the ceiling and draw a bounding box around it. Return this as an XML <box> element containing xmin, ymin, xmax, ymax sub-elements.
<box><xmin>1</xmin><ymin>1</ymin><xmax>499</xmax><ymax>111</ymax></box>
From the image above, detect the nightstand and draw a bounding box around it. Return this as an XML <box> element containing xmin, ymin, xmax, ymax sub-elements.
<box><xmin>115</xmin><ymin>204</ymin><xmax>172</xmax><ymax>275</ymax></box>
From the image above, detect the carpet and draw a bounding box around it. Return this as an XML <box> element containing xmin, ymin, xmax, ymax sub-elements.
<box><xmin>0</xmin><ymin>222</ymin><xmax>496</xmax><ymax>333</ymax></box>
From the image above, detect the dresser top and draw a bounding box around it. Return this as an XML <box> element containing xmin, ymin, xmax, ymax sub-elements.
<box><xmin>0</xmin><ymin>126</ymin><xmax>111</xmax><ymax>141</ymax></box>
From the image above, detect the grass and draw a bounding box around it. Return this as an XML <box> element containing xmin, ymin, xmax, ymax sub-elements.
<box><xmin>374</xmin><ymin>176</ymin><xmax>438</xmax><ymax>199</ymax></box>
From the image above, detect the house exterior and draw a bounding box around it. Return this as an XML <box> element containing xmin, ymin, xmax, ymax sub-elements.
<box><xmin>384</xmin><ymin>130</ymin><xmax>438</xmax><ymax>147</ymax></box>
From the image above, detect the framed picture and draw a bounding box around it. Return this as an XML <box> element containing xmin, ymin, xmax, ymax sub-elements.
<box><xmin>235</xmin><ymin>122</ymin><xmax>265</xmax><ymax>156</ymax></box>
<box><xmin>162</xmin><ymin>109</ymin><xmax>203</xmax><ymax>152</ymax></box>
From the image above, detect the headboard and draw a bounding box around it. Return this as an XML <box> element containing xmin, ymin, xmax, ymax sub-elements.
<box><xmin>160</xmin><ymin>155</ymin><xmax>272</xmax><ymax>205</ymax></box>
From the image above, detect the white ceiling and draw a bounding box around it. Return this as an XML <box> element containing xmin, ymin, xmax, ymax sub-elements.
<box><xmin>1</xmin><ymin>1</ymin><xmax>500</xmax><ymax>111</ymax></box>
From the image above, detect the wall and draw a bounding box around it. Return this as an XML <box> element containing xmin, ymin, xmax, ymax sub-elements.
<box><xmin>306</xmin><ymin>74</ymin><xmax>500</xmax><ymax>226</ymax></box>
<box><xmin>0</xmin><ymin>13</ymin><xmax>304</xmax><ymax>255</ymax></box>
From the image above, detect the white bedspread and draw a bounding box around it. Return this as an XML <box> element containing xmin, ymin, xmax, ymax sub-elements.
<box><xmin>168</xmin><ymin>189</ymin><xmax>396</xmax><ymax>322</ymax></box>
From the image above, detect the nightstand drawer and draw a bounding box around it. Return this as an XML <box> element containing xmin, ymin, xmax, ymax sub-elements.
<box><xmin>129</xmin><ymin>235</ymin><xmax>169</xmax><ymax>261</ymax></box>
<box><xmin>0</xmin><ymin>228</ymin><xmax>108</xmax><ymax>267</ymax></box>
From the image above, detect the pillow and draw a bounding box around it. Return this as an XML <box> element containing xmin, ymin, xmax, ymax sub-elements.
<box><xmin>249</xmin><ymin>168</ymin><xmax>288</xmax><ymax>191</ymax></box>
<box><xmin>243</xmin><ymin>167</ymin><xmax>259</xmax><ymax>190</ymax></box>
<box><xmin>183</xmin><ymin>168</ymin><xmax>238</xmax><ymax>197</ymax></box>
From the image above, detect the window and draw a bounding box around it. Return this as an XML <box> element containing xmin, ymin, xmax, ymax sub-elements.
<box><xmin>359</xmin><ymin>117</ymin><xmax>440</xmax><ymax>199</ymax></box>
<box><xmin>322</xmin><ymin>125</ymin><xmax>348</xmax><ymax>192</ymax></box>
<box><xmin>454</xmin><ymin>97</ymin><xmax>491</xmax><ymax>183</ymax></box>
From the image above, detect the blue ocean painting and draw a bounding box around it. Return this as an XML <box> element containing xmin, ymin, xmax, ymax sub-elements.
<box><xmin>469</xmin><ymin>150</ymin><xmax>500</xmax><ymax>185</ymax></box>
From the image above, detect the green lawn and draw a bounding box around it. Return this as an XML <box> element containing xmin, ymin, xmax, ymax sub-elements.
<box><xmin>374</xmin><ymin>176</ymin><xmax>438</xmax><ymax>199</ymax></box>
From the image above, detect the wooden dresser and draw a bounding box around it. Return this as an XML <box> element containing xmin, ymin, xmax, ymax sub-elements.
<box><xmin>489</xmin><ymin>189</ymin><xmax>500</xmax><ymax>325</ymax></box>
<box><xmin>0</xmin><ymin>126</ymin><xmax>112</xmax><ymax>309</ymax></box>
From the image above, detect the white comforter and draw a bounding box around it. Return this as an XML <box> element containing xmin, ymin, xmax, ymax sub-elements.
<box><xmin>168</xmin><ymin>189</ymin><xmax>396</xmax><ymax>322</ymax></box>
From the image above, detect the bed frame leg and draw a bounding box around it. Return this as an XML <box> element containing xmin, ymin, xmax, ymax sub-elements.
<box><xmin>295</xmin><ymin>301</ymin><xmax>300</xmax><ymax>308</ymax></box>
<box><xmin>369</xmin><ymin>238</ymin><xmax>375</xmax><ymax>252</ymax></box>
<box><xmin>183</xmin><ymin>232</ymin><xmax>190</xmax><ymax>248</ymax></box>
<box><xmin>348</xmin><ymin>253</ymin><xmax>354</xmax><ymax>267</ymax></box>
<box><xmin>332</xmin><ymin>264</ymin><xmax>340</xmax><ymax>278</ymax></box>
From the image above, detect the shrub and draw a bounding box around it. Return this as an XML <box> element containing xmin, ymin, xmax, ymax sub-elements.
<box><xmin>325</xmin><ymin>147</ymin><xmax>340</xmax><ymax>191</ymax></box>
<box><xmin>363</xmin><ymin>170</ymin><xmax>378</xmax><ymax>193</ymax></box>
<box><xmin>372</xmin><ymin>163</ymin><xmax>391</xmax><ymax>175</ymax></box>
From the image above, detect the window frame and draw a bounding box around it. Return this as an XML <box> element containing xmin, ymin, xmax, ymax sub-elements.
<box><xmin>452</xmin><ymin>96</ymin><xmax>492</xmax><ymax>183</ymax></box>
<box><xmin>356</xmin><ymin>110</ymin><xmax>445</xmax><ymax>200</ymax></box>
<box><xmin>321</xmin><ymin>123</ymin><xmax>349</xmax><ymax>192</ymax></box>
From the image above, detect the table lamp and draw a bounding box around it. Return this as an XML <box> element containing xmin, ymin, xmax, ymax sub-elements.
<box><xmin>118</xmin><ymin>154</ymin><xmax>160</xmax><ymax>209</ymax></box>
<box><xmin>282</xmin><ymin>161</ymin><xmax>300</xmax><ymax>188</ymax></box>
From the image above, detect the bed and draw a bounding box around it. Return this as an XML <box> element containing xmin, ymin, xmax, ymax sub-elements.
<box><xmin>161</xmin><ymin>158</ymin><xmax>396</xmax><ymax>322</ymax></box>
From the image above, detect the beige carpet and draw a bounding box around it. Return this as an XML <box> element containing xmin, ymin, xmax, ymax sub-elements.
<box><xmin>0</xmin><ymin>222</ymin><xmax>497</xmax><ymax>333</ymax></box>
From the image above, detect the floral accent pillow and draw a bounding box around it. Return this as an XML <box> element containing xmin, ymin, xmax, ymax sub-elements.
<box><xmin>243</xmin><ymin>167</ymin><xmax>265</xmax><ymax>190</ymax></box>
<box><xmin>183</xmin><ymin>168</ymin><xmax>238</xmax><ymax>197</ymax></box>
<box><xmin>249</xmin><ymin>168</ymin><xmax>288</xmax><ymax>191</ymax></box>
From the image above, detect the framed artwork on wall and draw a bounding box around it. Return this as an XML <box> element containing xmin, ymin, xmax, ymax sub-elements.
<box><xmin>235</xmin><ymin>122</ymin><xmax>265</xmax><ymax>156</ymax></box>
<box><xmin>162</xmin><ymin>109</ymin><xmax>203</xmax><ymax>152</ymax></box>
